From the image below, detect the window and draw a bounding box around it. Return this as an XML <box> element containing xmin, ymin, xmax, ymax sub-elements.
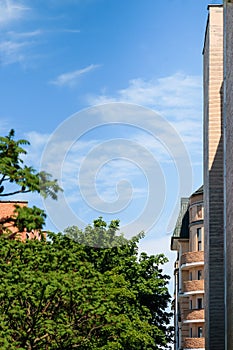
<box><xmin>197</xmin><ymin>228</ymin><xmax>202</xmax><ymax>251</ymax></box>
<box><xmin>197</xmin><ymin>298</ymin><xmax>202</xmax><ymax>309</ymax></box>
<box><xmin>190</xmin><ymin>272</ymin><xmax>192</xmax><ymax>281</ymax></box>
<box><xmin>190</xmin><ymin>327</ymin><xmax>193</xmax><ymax>337</ymax></box>
<box><xmin>198</xmin><ymin>270</ymin><xmax>202</xmax><ymax>280</ymax></box>
<box><xmin>197</xmin><ymin>205</ymin><xmax>202</xmax><ymax>218</ymax></box>
<box><xmin>198</xmin><ymin>326</ymin><xmax>203</xmax><ymax>338</ymax></box>
<box><xmin>190</xmin><ymin>300</ymin><xmax>192</xmax><ymax>310</ymax></box>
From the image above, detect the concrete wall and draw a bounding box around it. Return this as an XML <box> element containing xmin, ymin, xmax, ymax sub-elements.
<box><xmin>203</xmin><ymin>5</ymin><xmax>225</xmax><ymax>350</ymax></box>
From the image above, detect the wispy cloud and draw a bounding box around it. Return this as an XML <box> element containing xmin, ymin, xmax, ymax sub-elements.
<box><xmin>0</xmin><ymin>2</ymin><xmax>80</xmax><ymax>67</ymax></box>
<box><xmin>87</xmin><ymin>72</ymin><xmax>203</xmax><ymax>157</ymax></box>
<box><xmin>61</xmin><ymin>29</ymin><xmax>80</xmax><ymax>33</ymax></box>
<box><xmin>0</xmin><ymin>0</ymin><xmax>30</xmax><ymax>26</ymax></box>
<box><xmin>19</xmin><ymin>72</ymin><xmax>202</xmax><ymax>239</ymax></box>
<box><xmin>88</xmin><ymin>72</ymin><xmax>201</xmax><ymax>112</ymax></box>
<box><xmin>0</xmin><ymin>40</ymin><xmax>30</xmax><ymax>65</ymax></box>
<box><xmin>0</xmin><ymin>27</ymin><xmax>45</xmax><ymax>66</ymax></box>
<box><xmin>50</xmin><ymin>64</ymin><xmax>101</xmax><ymax>87</ymax></box>
<box><xmin>7</xmin><ymin>29</ymin><xmax>43</xmax><ymax>38</ymax></box>
<box><xmin>0</xmin><ymin>1</ymin><xmax>41</xmax><ymax>66</ymax></box>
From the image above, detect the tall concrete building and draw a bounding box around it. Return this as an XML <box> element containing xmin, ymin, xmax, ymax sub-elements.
<box><xmin>224</xmin><ymin>0</ymin><xmax>233</xmax><ymax>347</ymax></box>
<box><xmin>203</xmin><ymin>5</ymin><xmax>224</xmax><ymax>350</ymax></box>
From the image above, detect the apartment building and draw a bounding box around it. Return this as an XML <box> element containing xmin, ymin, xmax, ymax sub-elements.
<box><xmin>171</xmin><ymin>186</ymin><xmax>205</xmax><ymax>350</ymax></box>
<box><xmin>172</xmin><ymin>3</ymin><xmax>233</xmax><ymax>348</ymax></box>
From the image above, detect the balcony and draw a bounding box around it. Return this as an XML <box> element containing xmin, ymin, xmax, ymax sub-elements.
<box><xmin>183</xmin><ymin>337</ymin><xmax>205</xmax><ymax>349</ymax></box>
<box><xmin>181</xmin><ymin>251</ymin><xmax>204</xmax><ymax>269</ymax></box>
<box><xmin>182</xmin><ymin>280</ymin><xmax>204</xmax><ymax>294</ymax></box>
<box><xmin>183</xmin><ymin>308</ymin><xmax>205</xmax><ymax>323</ymax></box>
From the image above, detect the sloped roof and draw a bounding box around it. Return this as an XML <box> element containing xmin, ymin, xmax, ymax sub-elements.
<box><xmin>171</xmin><ymin>185</ymin><xmax>203</xmax><ymax>250</ymax></box>
<box><xmin>191</xmin><ymin>185</ymin><xmax>203</xmax><ymax>197</ymax></box>
<box><xmin>172</xmin><ymin>198</ymin><xmax>189</xmax><ymax>239</ymax></box>
<box><xmin>171</xmin><ymin>197</ymin><xmax>189</xmax><ymax>250</ymax></box>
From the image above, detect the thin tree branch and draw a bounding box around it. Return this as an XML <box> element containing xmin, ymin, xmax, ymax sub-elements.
<box><xmin>0</xmin><ymin>190</ymin><xmax>31</xmax><ymax>197</ymax></box>
<box><xmin>34</xmin><ymin>333</ymin><xmax>49</xmax><ymax>343</ymax></box>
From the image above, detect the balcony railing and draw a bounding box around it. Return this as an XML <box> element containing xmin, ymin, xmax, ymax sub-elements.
<box><xmin>183</xmin><ymin>280</ymin><xmax>204</xmax><ymax>293</ymax></box>
<box><xmin>183</xmin><ymin>308</ymin><xmax>205</xmax><ymax>321</ymax></box>
<box><xmin>183</xmin><ymin>337</ymin><xmax>205</xmax><ymax>349</ymax></box>
<box><xmin>181</xmin><ymin>251</ymin><xmax>204</xmax><ymax>266</ymax></box>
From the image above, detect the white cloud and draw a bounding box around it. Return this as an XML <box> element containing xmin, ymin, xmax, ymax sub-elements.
<box><xmin>0</xmin><ymin>40</ymin><xmax>30</xmax><ymax>64</ymax></box>
<box><xmin>88</xmin><ymin>72</ymin><xmax>201</xmax><ymax>112</ymax></box>
<box><xmin>87</xmin><ymin>72</ymin><xmax>202</xmax><ymax>164</ymax></box>
<box><xmin>0</xmin><ymin>0</ymin><xmax>30</xmax><ymax>26</ymax></box>
<box><xmin>7</xmin><ymin>29</ymin><xmax>42</xmax><ymax>38</ymax></box>
<box><xmin>0</xmin><ymin>28</ymin><xmax>44</xmax><ymax>66</ymax></box>
<box><xmin>19</xmin><ymin>71</ymin><xmax>202</xmax><ymax>257</ymax></box>
<box><xmin>50</xmin><ymin>64</ymin><xmax>101</xmax><ymax>87</ymax></box>
<box><xmin>61</xmin><ymin>29</ymin><xmax>80</xmax><ymax>33</ymax></box>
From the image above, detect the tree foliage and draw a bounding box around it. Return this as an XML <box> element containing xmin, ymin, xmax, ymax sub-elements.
<box><xmin>0</xmin><ymin>130</ymin><xmax>173</xmax><ymax>348</ymax></box>
<box><xmin>0</xmin><ymin>219</ymin><xmax>173</xmax><ymax>349</ymax></box>
<box><xmin>0</xmin><ymin>129</ymin><xmax>62</xmax><ymax>236</ymax></box>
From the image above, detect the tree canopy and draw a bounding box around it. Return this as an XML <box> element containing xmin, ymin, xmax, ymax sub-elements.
<box><xmin>0</xmin><ymin>130</ymin><xmax>173</xmax><ymax>349</ymax></box>
<box><xmin>0</xmin><ymin>219</ymin><xmax>173</xmax><ymax>349</ymax></box>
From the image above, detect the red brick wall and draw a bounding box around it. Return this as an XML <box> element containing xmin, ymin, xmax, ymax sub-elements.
<box><xmin>184</xmin><ymin>337</ymin><xmax>205</xmax><ymax>348</ymax></box>
<box><xmin>181</xmin><ymin>251</ymin><xmax>204</xmax><ymax>265</ymax></box>
<box><xmin>184</xmin><ymin>309</ymin><xmax>205</xmax><ymax>321</ymax></box>
<box><xmin>183</xmin><ymin>280</ymin><xmax>204</xmax><ymax>293</ymax></box>
<box><xmin>0</xmin><ymin>201</ymin><xmax>44</xmax><ymax>240</ymax></box>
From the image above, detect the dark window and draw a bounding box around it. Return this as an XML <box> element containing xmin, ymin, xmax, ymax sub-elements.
<box><xmin>198</xmin><ymin>326</ymin><xmax>203</xmax><ymax>338</ymax></box>
<box><xmin>197</xmin><ymin>298</ymin><xmax>202</xmax><ymax>309</ymax></box>
<box><xmin>190</xmin><ymin>327</ymin><xmax>193</xmax><ymax>337</ymax></box>
<box><xmin>197</xmin><ymin>228</ymin><xmax>202</xmax><ymax>251</ymax></box>
<box><xmin>198</xmin><ymin>270</ymin><xmax>202</xmax><ymax>280</ymax></box>
<box><xmin>190</xmin><ymin>300</ymin><xmax>192</xmax><ymax>310</ymax></box>
<box><xmin>190</xmin><ymin>272</ymin><xmax>192</xmax><ymax>281</ymax></box>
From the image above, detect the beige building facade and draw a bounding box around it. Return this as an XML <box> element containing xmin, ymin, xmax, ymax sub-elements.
<box><xmin>203</xmin><ymin>5</ymin><xmax>225</xmax><ymax>350</ymax></box>
<box><xmin>171</xmin><ymin>187</ymin><xmax>205</xmax><ymax>350</ymax></box>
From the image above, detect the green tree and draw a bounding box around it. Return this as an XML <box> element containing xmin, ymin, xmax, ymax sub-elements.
<box><xmin>0</xmin><ymin>219</ymin><xmax>173</xmax><ymax>349</ymax></box>
<box><xmin>65</xmin><ymin>219</ymin><xmax>173</xmax><ymax>347</ymax></box>
<box><xmin>0</xmin><ymin>129</ymin><xmax>62</xmax><ymax>236</ymax></box>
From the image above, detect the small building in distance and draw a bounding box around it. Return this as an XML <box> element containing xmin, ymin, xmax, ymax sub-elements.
<box><xmin>171</xmin><ymin>186</ymin><xmax>205</xmax><ymax>350</ymax></box>
<box><xmin>0</xmin><ymin>200</ymin><xmax>45</xmax><ymax>240</ymax></box>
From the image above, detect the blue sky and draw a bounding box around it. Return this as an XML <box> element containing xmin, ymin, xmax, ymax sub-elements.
<box><xmin>0</xmin><ymin>0</ymin><xmax>222</xmax><ymax>270</ymax></box>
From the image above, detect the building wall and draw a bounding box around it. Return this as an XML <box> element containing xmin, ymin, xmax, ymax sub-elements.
<box><xmin>182</xmin><ymin>192</ymin><xmax>205</xmax><ymax>349</ymax></box>
<box><xmin>171</xmin><ymin>190</ymin><xmax>205</xmax><ymax>350</ymax></box>
<box><xmin>203</xmin><ymin>6</ymin><xmax>225</xmax><ymax>350</ymax></box>
<box><xmin>224</xmin><ymin>1</ymin><xmax>233</xmax><ymax>347</ymax></box>
<box><xmin>0</xmin><ymin>201</ymin><xmax>44</xmax><ymax>240</ymax></box>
